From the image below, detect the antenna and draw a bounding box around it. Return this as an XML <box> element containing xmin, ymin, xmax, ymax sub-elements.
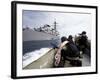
<box><xmin>54</xmin><ymin>19</ymin><xmax>58</xmax><ymax>32</ymax></box>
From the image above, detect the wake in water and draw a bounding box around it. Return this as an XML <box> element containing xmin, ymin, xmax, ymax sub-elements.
<box><xmin>23</xmin><ymin>48</ymin><xmax>52</xmax><ymax>68</ymax></box>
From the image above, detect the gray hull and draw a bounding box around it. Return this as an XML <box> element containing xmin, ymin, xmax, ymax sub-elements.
<box><xmin>23</xmin><ymin>49</ymin><xmax>56</xmax><ymax>69</ymax></box>
<box><xmin>23</xmin><ymin>48</ymin><xmax>91</xmax><ymax>69</ymax></box>
<box><xmin>23</xmin><ymin>29</ymin><xmax>58</xmax><ymax>41</ymax></box>
<box><xmin>23</xmin><ymin>29</ymin><xmax>60</xmax><ymax>54</ymax></box>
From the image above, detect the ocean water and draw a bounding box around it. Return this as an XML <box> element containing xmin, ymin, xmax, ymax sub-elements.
<box><xmin>23</xmin><ymin>48</ymin><xmax>51</xmax><ymax>68</ymax></box>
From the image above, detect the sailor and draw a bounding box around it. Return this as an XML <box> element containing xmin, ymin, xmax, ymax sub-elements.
<box><xmin>78</xmin><ymin>31</ymin><xmax>89</xmax><ymax>52</ymax></box>
<box><xmin>54</xmin><ymin>36</ymin><xmax>68</xmax><ymax>67</ymax></box>
<box><xmin>67</xmin><ymin>35</ymin><xmax>74</xmax><ymax>44</ymax></box>
<box><xmin>78</xmin><ymin>31</ymin><xmax>90</xmax><ymax>57</ymax></box>
<box><xmin>54</xmin><ymin>36</ymin><xmax>81</xmax><ymax>67</ymax></box>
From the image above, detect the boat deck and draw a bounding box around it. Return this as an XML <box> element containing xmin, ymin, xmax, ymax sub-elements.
<box><xmin>23</xmin><ymin>49</ymin><xmax>91</xmax><ymax>69</ymax></box>
<box><xmin>64</xmin><ymin>54</ymin><xmax>91</xmax><ymax>67</ymax></box>
<box><xmin>23</xmin><ymin>49</ymin><xmax>56</xmax><ymax>69</ymax></box>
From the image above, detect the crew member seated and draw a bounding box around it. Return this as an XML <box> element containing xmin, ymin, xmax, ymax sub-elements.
<box><xmin>54</xmin><ymin>36</ymin><xmax>82</xmax><ymax>67</ymax></box>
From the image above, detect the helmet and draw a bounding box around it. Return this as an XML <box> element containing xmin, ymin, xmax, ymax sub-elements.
<box><xmin>68</xmin><ymin>35</ymin><xmax>73</xmax><ymax>40</ymax></box>
<box><xmin>82</xmin><ymin>31</ymin><xmax>86</xmax><ymax>34</ymax></box>
<box><xmin>61</xmin><ymin>36</ymin><xmax>67</xmax><ymax>42</ymax></box>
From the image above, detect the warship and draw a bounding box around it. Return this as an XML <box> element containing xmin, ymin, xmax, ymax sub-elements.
<box><xmin>23</xmin><ymin>21</ymin><xmax>60</xmax><ymax>68</ymax></box>
<box><xmin>23</xmin><ymin>21</ymin><xmax>60</xmax><ymax>54</ymax></box>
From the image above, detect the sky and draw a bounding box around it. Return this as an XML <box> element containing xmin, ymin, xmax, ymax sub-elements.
<box><xmin>22</xmin><ymin>10</ymin><xmax>92</xmax><ymax>39</ymax></box>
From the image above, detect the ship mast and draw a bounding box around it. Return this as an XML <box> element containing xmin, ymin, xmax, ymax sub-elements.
<box><xmin>54</xmin><ymin>21</ymin><xmax>57</xmax><ymax>32</ymax></box>
<box><xmin>54</xmin><ymin>20</ymin><xmax>58</xmax><ymax>33</ymax></box>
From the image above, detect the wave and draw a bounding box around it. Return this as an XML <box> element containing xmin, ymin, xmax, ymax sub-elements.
<box><xmin>22</xmin><ymin>48</ymin><xmax>52</xmax><ymax>68</ymax></box>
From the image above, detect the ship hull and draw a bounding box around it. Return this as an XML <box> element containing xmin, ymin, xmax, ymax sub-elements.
<box><xmin>23</xmin><ymin>29</ymin><xmax>60</xmax><ymax>54</ymax></box>
<box><xmin>23</xmin><ymin>29</ymin><xmax>58</xmax><ymax>41</ymax></box>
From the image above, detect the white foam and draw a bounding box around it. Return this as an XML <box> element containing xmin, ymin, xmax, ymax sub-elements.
<box><xmin>23</xmin><ymin>48</ymin><xmax>52</xmax><ymax>68</ymax></box>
